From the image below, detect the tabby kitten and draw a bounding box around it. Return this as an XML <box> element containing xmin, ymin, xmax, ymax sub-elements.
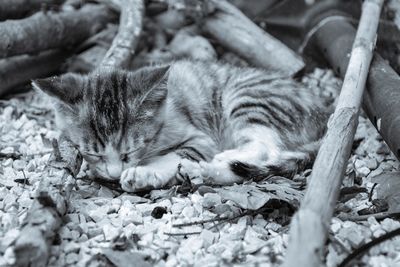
<box><xmin>33</xmin><ymin>60</ymin><xmax>329</xmax><ymax>192</ymax></box>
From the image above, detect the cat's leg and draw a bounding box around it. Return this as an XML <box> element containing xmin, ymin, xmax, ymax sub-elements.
<box><xmin>121</xmin><ymin>135</ymin><xmax>218</xmax><ymax>192</ymax></box>
<box><xmin>201</xmin><ymin>127</ymin><xmax>284</xmax><ymax>185</ymax></box>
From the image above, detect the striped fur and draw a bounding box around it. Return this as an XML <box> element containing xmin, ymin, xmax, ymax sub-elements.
<box><xmin>33</xmin><ymin>60</ymin><xmax>330</xmax><ymax>192</ymax></box>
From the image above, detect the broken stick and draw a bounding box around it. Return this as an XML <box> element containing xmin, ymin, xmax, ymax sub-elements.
<box><xmin>100</xmin><ymin>0</ymin><xmax>144</xmax><ymax>68</ymax></box>
<box><xmin>202</xmin><ymin>0</ymin><xmax>304</xmax><ymax>76</ymax></box>
<box><xmin>0</xmin><ymin>4</ymin><xmax>113</xmax><ymax>58</ymax></box>
<box><xmin>282</xmin><ymin>1</ymin><xmax>384</xmax><ymax>267</ymax></box>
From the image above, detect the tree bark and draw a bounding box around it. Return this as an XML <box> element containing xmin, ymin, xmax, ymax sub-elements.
<box><xmin>0</xmin><ymin>50</ymin><xmax>69</xmax><ymax>97</ymax></box>
<box><xmin>313</xmin><ymin>19</ymin><xmax>400</xmax><ymax>162</ymax></box>
<box><xmin>100</xmin><ymin>0</ymin><xmax>144</xmax><ymax>68</ymax></box>
<box><xmin>0</xmin><ymin>4</ymin><xmax>113</xmax><ymax>58</ymax></box>
<box><xmin>201</xmin><ymin>0</ymin><xmax>304</xmax><ymax>76</ymax></box>
<box><xmin>282</xmin><ymin>1</ymin><xmax>384</xmax><ymax>267</ymax></box>
<box><xmin>0</xmin><ymin>0</ymin><xmax>64</xmax><ymax>21</ymax></box>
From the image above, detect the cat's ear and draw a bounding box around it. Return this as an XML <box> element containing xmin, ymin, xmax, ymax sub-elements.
<box><xmin>129</xmin><ymin>65</ymin><xmax>170</xmax><ymax>105</ymax></box>
<box><xmin>142</xmin><ymin>65</ymin><xmax>170</xmax><ymax>105</ymax></box>
<box><xmin>141</xmin><ymin>65</ymin><xmax>170</xmax><ymax>90</ymax></box>
<box><xmin>32</xmin><ymin>73</ymin><xmax>85</xmax><ymax>105</ymax></box>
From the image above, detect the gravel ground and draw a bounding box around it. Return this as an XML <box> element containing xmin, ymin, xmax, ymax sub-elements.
<box><xmin>0</xmin><ymin>67</ymin><xmax>400</xmax><ymax>267</ymax></box>
<box><xmin>2</xmin><ymin>1</ymin><xmax>400</xmax><ymax>266</ymax></box>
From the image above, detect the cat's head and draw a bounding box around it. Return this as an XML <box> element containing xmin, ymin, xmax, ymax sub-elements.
<box><xmin>33</xmin><ymin>65</ymin><xmax>170</xmax><ymax>181</ymax></box>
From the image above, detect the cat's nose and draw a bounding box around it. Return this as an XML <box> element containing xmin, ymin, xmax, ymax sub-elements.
<box><xmin>106</xmin><ymin>164</ymin><xmax>122</xmax><ymax>179</ymax></box>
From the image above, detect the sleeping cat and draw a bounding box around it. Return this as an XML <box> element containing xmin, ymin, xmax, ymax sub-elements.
<box><xmin>33</xmin><ymin>60</ymin><xmax>329</xmax><ymax>192</ymax></box>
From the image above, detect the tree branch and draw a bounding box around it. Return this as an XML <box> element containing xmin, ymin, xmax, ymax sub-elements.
<box><xmin>100</xmin><ymin>0</ymin><xmax>144</xmax><ymax>68</ymax></box>
<box><xmin>282</xmin><ymin>1</ymin><xmax>384</xmax><ymax>267</ymax></box>
<box><xmin>0</xmin><ymin>4</ymin><xmax>113</xmax><ymax>58</ymax></box>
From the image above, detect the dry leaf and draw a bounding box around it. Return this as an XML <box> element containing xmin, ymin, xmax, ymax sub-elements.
<box><xmin>372</xmin><ymin>171</ymin><xmax>400</xmax><ymax>212</ymax></box>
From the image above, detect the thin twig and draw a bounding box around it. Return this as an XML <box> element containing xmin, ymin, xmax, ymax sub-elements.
<box><xmin>338</xmin><ymin>227</ymin><xmax>400</xmax><ymax>267</ymax></box>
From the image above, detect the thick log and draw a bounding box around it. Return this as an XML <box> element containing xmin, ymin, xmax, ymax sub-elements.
<box><xmin>0</xmin><ymin>4</ymin><xmax>113</xmax><ymax>58</ymax></box>
<box><xmin>100</xmin><ymin>0</ymin><xmax>145</xmax><ymax>68</ymax></box>
<box><xmin>0</xmin><ymin>0</ymin><xmax>64</xmax><ymax>21</ymax></box>
<box><xmin>12</xmin><ymin>139</ymin><xmax>82</xmax><ymax>267</ymax></box>
<box><xmin>0</xmin><ymin>50</ymin><xmax>69</xmax><ymax>97</ymax></box>
<box><xmin>313</xmin><ymin>19</ymin><xmax>400</xmax><ymax>161</ymax></box>
<box><xmin>282</xmin><ymin>1</ymin><xmax>384</xmax><ymax>267</ymax></box>
<box><xmin>201</xmin><ymin>0</ymin><xmax>304</xmax><ymax>76</ymax></box>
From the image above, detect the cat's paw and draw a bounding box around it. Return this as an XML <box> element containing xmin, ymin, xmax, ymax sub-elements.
<box><xmin>120</xmin><ymin>166</ymin><xmax>163</xmax><ymax>192</ymax></box>
<box><xmin>201</xmin><ymin>155</ymin><xmax>243</xmax><ymax>185</ymax></box>
<box><xmin>177</xmin><ymin>159</ymin><xmax>205</xmax><ymax>184</ymax></box>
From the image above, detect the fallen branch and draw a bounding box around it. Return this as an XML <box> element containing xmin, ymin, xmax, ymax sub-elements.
<box><xmin>0</xmin><ymin>50</ymin><xmax>69</xmax><ymax>97</ymax></box>
<box><xmin>282</xmin><ymin>1</ymin><xmax>384</xmax><ymax>267</ymax></box>
<box><xmin>100</xmin><ymin>0</ymin><xmax>144</xmax><ymax>68</ymax></box>
<box><xmin>0</xmin><ymin>0</ymin><xmax>64</xmax><ymax>21</ymax></box>
<box><xmin>12</xmin><ymin>139</ymin><xmax>82</xmax><ymax>267</ymax></box>
<box><xmin>337</xmin><ymin>211</ymin><xmax>400</xmax><ymax>222</ymax></box>
<box><xmin>0</xmin><ymin>4</ymin><xmax>113</xmax><ymax>58</ymax></box>
<box><xmin>201</xmin><ymin>0</ymin><xmax>304</xmax><ymax>75</ymax></box>
<box><xmin>67</xmin><ymin>25</ymin><xmax>118</xmax><ymax>72</ymax></box>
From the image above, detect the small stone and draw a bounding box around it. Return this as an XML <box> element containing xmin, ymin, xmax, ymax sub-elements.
<box><xmin>357</xmin><ymin>166</ymin><xmax>370</xmax><ymax>177</ymax></box>
<box><xmin>88</xmin><ymin>205</ymin><xmax>108</xmax><ymax>223</ymax></box>
<box><xmin>18</xmin><ymin>190</ymin><xmax>32</xmax><ymax>208</ymax></box>
<box><xmin>202</xmin><ymin>193</ymin><xmax>222</xmax><ymax>209</ymax></box>
<box><xmin>103</xmin><ymin>224</ymin><xmax>121</xmax><ymax>241</ymax></box>
<box><xmin>59</xmin><ymin>226</ymin><xmax>73</xmax><ymax>240</ymax></box>
<box><xmin>64</xmin><ymin>242</ymin><xmax>80</xmax><ymax>253</ymax></box>
<box><xmin>366</xmin><ymin>158</ymin><xmax>378</xmax><ymax>170</ymax></box>
<box><xmin>200</xmin><ymin>229</ymin><xmax>218</xmax><ymax>248</ymax></box>
<box><xmin>373</xmin><ymin>229</ymin><xmax>386</xmax><ymax>238</ymax></box>
<box><xmin>26</xmin><ymin>161</ymin><xmax>36</xmax><ymax>172</ymax></box>
<box><xmin>65</xmin><ymin>252</ymin><xmax>79</xmax><ymax>265</ymax></box>
<box><xmin>65</xmin><ymin>213</ymin><xmax>80</xmax><ymax>224</ymax></box>
<box><xmin>354</xmin><ymin>159</ymin><xmax>366</xmax><ymax>169</ymax></box>
<box><xmin>369</xmin><ymin>168</ymin><xmax>383</xmax><ymax>178</ymax></box>
<box><xmin>98</xmin><ymin>186</ymin><xmax>114</xmax><ymax>198</ymax></box>
<box><xmin>2</xmin><ymin>159</ymin><xmax>13</xmax><ymax>167</ymax></box>
<box><xmin>331</xmin><ymin>222</ymin><xmax>341</xmax><ymax>233</ymax></box>
<box><xmin>181</xmin><ymin>206</ymin><xmax>195</xmax><ymax>218</ymax></box>
<box><xmin>79</xmin><ymin>234</ymin><xmax>88</xmax><ymax>242</ymax></box>
<box><xmin>108</xmin><ymin>198</ymin><xmax>122</xmax><ymax>213</ymax></box>
<box><xmin>151</xmin><ymin>206</ymin><xmax>168</xmax><ymax>219</ymax></box>
<box><xmin>3</xmin><ymin>194</ymin><xmax>17</xmax><ymax>210</ymax></box>
<box><xmin>12</xmin><ymin>160</ymin><xmax>25</xmax><ymax>170</ymax></box>
<box><xmin>87</xmin><ymin>226</ymin><xmax>102</xmax><ymax>238</ymax></box>
<box><xmin>170</xmin><ymin>201</ymin><xmax>185</xmax><ymax>214</ymax></box>
<box><xmin>1</xmin><ymin>147</ymin><xmax>14</xmax><ymax>154</ymax></box>
<box><xmin>70</xmin><ymin>230</ymin><xmax>80</xmax><ymax>240</ymax></box>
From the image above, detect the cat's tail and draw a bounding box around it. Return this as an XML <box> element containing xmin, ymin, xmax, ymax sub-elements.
<box><xmin>229</xmin><ymin>142</ymin><xmax>320</xmax><ymax>181</ymax></box>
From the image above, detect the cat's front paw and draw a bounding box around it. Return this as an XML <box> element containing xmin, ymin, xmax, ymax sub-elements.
<box><xmin>120</xmin><ymin>166</ymin><xmax>163</xmax><ymax>192</ymax></box>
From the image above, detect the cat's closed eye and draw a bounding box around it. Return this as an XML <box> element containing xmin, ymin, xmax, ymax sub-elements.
<box><xmin>84</xmin><ymin>153</ymin><xmax>103</xmax><ymax>163</ymax></box>
<box><xmin>120</xmin><ymin>149</ymin><xmax>139</xmax><ymax>162</ymax></box>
